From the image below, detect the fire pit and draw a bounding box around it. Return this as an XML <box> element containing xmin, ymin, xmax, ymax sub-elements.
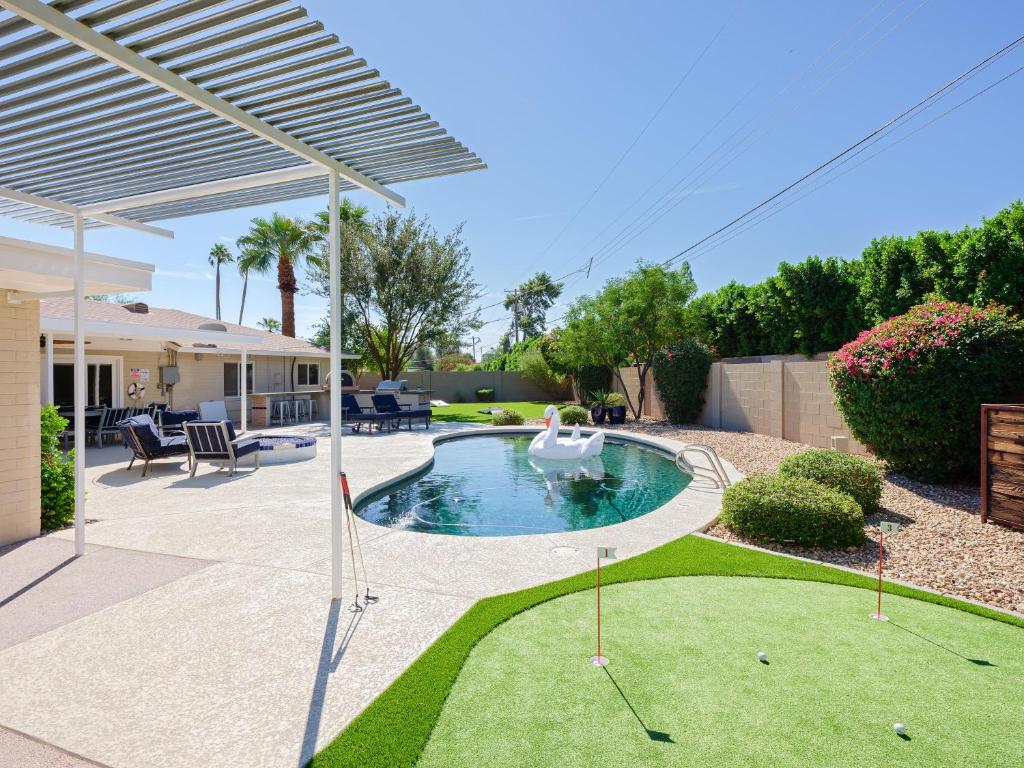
<box><xmin>254</xmin><ymin>435</ymin><xmax>317</xmax><ymax>465</ymax></box>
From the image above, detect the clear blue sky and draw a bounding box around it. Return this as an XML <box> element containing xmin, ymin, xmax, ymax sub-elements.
<box><xmin>5</xmin><ymin>1</ymin><xmax>1023</xmax><ymax>354</ymax></box>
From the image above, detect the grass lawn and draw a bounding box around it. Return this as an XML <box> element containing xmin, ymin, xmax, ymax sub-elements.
<box><xmin>429</xmin><ymin>401</ymin><xmax>557</xmax><ymax>423</ymax></box>
<box><xmin>419</xmin><ymin>577</ymin><xmax>1024</xmax><ymax>767</ymax></box>
<box><xmin>309</xmin><ymin>535</ymin><xmax>1023</xmax><ymax>768</ymax></box>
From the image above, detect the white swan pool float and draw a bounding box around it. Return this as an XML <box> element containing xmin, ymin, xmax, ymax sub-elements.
<box><xmin>528</xmin><ymin>405</ymin><xmax>605</xmax><ymax>460</ymax></box>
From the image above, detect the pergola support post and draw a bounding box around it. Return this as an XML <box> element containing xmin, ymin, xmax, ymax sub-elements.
<box><xmin>328</xmin><ymin>170</ymin><xmax>344</xmax><ymax>600</ymax></box>
<box><xmin>240</xmin><ymin>347</ymin><xmax>248</xmax><ymax>434</ymax></box>
<box><xmin>73</xmin><ymin>213</ymin><xmax>85</xmax><ymax>557</ymax></box>
<box><xmin>45</xmin><ymin>333</ymin><xmax>54</xmax><ymax>405</ymax></box>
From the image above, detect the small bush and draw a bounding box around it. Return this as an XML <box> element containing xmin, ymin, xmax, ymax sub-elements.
<box><xmin>652</xmin><ymin>339</ymin><xmax>713</xmax><ymax>423</ymax></box>
<box><xmin>558</xmin><ymin>405</ymin><xmax>589</xmax><ymax>426</ymax></box>
<box><xmin>590</xmin><ymin>389</ymin><xmax>626</xmax><ymax>408</ymax></box>
<box><xmin>475</xmin><ymin>388</ymin><xmax>495</xmax><ymax>402</ymax></box>
<box><xmin>492</xmin><ymin>409</ymin><xmax>524</xmax><ymax>426</ymax></box>
<box><xmin>720</xmin><ymin>474</ymin><xmax>865</xmax><ymax>549</ymax></box>
<box><xmin>829</xmin><ymin>300</ymin><xmax>1024</xmax><ymax>480</ymax></box>
<box><xmin>778</xmin><ymin>449</ymin><xmax>883</xmax><ymax>514</ymax></box>
<box><xmin>40</xmin><ymin>405</ymin><xmax>75</xmax><ymax>530</ymax></box>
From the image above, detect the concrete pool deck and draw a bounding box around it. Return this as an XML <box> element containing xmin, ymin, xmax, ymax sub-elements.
<box><xmin>0</xmin><ymin>421</ymin><xmax>738</xmax><ymax>768</ymax></box>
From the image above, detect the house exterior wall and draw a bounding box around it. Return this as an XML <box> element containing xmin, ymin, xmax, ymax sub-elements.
<box><xmin>41</xmin><ymin>348</ymin><xmax>329</xmax><ymax>423</ymax></box>
<box><xmin>1</xmin><ymin>294</ymin><xmax>41</xmax><ymax>546</ymax></box>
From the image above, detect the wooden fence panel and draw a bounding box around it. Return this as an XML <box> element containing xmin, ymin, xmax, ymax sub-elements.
<box><xmin>981</xmin><ymin>404</ymin><xmax>1024</xmax><ymax>529</ymax></box>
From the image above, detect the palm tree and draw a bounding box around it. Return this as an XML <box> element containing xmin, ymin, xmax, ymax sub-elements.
<box><xmin>235</xmin><ymin>213</ymin><xmax>317</xmax><ymax>337</ymax></box>
<box><xmin>257</xmin><ymin>317</ymin><xmax>281</xmax><ymax>333</ymax></box>
<box><xmin>208</xmin><ymin>243</ymin><xmax>233</xmax><ymax>320</ymax></box>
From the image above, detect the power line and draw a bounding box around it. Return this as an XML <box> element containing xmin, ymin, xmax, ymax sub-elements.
<box><xmin>659</xmin><ymin>31</ymin><xmax>1024</xmax><ymax>269</ymax></box>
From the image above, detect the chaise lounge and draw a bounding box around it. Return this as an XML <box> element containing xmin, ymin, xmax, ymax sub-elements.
<box><xmin>118</xmin><ymin>414</ymin><xmax>191</xmax><ymax>477</ymax></box>
<box><xmin>342</xmin><ymin>394</ymin><xmax>389</xmax><ymax>433</ymax></box>
<box><xmin>371</xmin><ymin>393</ymin><xmax>431</xmax><ymax>430</ymax></box>
<box><xmin>182</xmin><ymin>421</ymin><xmax>261</xmax><ymax>477</ymax></box>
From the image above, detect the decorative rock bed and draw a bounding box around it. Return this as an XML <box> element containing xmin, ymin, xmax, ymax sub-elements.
<box><xmin>253</xmin><ymin>435</ymin><xmax>317</xmax><ymax>465</ymax></box>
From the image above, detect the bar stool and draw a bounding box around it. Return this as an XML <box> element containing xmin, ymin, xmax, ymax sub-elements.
<box><xmin>272</xmin><ymin>400</ymin><xmax>291</xmax><ymax>425</ymax></box>
<box><xmin>293</xmin><ymin>399</ymin><xmax>309</xmax><ymax>423</ymax></box>
<box><xmin>307</xmin><ymin>399</ymin><xmax>319</xmax><ymax>421</ymax></box>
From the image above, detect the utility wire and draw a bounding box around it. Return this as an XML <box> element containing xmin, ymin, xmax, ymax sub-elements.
<box><xmin>659</xmin><ymin>31</ymin><xmax>1024</xmax><ymax>269</ymax></box>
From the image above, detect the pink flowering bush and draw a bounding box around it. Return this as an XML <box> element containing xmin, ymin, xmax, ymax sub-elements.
<box><xmin>829</xmin><ymin>301</ymin><xmax>1024</xmax><ymax>481</ymax></box>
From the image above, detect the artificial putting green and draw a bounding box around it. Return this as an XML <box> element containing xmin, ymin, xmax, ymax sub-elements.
<box><xmin>309</xmin><ymin>536</ymin><xmax>1023</xmax><ymax>768</ymax></box>
<box><xmin>418</xmin><ymin>577</ymin><xmax>1024</xmax><ymax>768</ymax></box>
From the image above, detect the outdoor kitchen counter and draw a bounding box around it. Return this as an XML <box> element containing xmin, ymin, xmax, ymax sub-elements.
<box><xmin>246</xmin><ymin>390</ymin><xmax>327</xmax><ymax>428</ymax></box>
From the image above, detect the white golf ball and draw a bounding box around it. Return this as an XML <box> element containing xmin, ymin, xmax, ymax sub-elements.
<box><xmin>894</xmin><ymin>723</ymin><xmax>906</xmax><ymax>736</ymax></box>
<box><xmin>757</xmin><ymin>651</ymin><xmax>767</xmax><ymax>662</ymax></box>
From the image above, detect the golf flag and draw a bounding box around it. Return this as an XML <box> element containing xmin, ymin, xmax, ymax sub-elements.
<box><xmin>879</xmin><ymin>522</ymin><xmax>901</xmax><ymax>534</ymax></box>
<box><xmin>597</xmin><ymin>546</ymin><xmax>617</xmax><ymax>559</ymax></box>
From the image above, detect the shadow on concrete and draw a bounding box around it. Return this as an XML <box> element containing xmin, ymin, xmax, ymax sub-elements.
<box><xmin>299</xmin><ymin>598</ymin><xmax>367</xmax><ymax>765</ymax></box>
<box><xmin>0</xmin><ymin>555</ymin><xmax>76</xmax><ymax>609</ymax></box>
<box><xmin>603</xmin><ymin>667</ymin><xmax>674</xmax><ymax>744</ymax></box>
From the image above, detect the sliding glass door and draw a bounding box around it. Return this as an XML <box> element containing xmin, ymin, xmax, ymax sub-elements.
<box><xmin>50</xmin><ymin>356</ymin><xmax>122</xmax><ymax>409</ymax></box>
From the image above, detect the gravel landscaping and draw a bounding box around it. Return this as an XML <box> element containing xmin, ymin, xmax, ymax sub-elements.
<box><xmin>533</xmin><ymin>417</ymin><xmax>1024</xmax><ymax>615</ymax></box>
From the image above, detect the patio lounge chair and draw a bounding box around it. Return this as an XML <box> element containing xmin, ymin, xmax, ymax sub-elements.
<box><xmin>87</xmin><ymin>405</ymin><xmax>139</xmax><ymax>447</ymax></box>
<box><xmin>157</xmin><ymin>408</ymin><xmax>199</xmax><ymax>436</ymax></box>
<box><xmin>118</xmin><ymin>415</ymin><xmax>191</xmax><ymax>477</ymax></box>
<box><xmin>342</xmin><ymin>394</ymin><xmax>389</xmax><ymax>433</ymax></box>
<box><xmin>198</xmin><ymin>400</ymin><xmax>231</xmax><ymax>422</ymax></box>
<box><xmin>370</xmin><ymin>393</ymin><xmax>431</xmax><ymax>430</ymax></box>
<box><xmin>182</xmin><ymin>421</ymin><xmax>261</xmax><ymax>477</ymax></box>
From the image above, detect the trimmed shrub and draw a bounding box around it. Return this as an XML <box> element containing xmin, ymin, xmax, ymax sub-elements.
<box><xmin>652</xmin><ymin>340</ymin><xmax>713</xmax><ymax>423</ymax></box>
<box><xmin>778</xmin><ymin>449</ymin><xmax>882</xmax><ymax>514</ymax></box>
<box><xmin>720</xmin><ymin>474</ymin><xmax>865</xmax><ymax>548</ymax></box>
<box><xmin>40</xmin><ymin>405</ymin><xmax>75</xmax><ymax>530</ymax></box>
<box><xmin>492</xmin><ymin>409</ymin><xmax>524</xmax><ymax>426</ymax></box>
<box><xmin>829</xmin><ymin>301</ymin><xmax>1024</xmax><ymax>481</ymax></box>
<box><xmin>475</xmin><ymin>388</ymin><xmax>495</xmax><ymax>402</ymax></box>
<box><xmin>558</xmin><ymin>405</ymin><xmax>589</xmax><ymax>426</ymax></box>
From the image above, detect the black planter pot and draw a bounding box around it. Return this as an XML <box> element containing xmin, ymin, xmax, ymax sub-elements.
<box><xmin>607</xmin><ymin>405</ymin><xmax>627</xmax><ymax>424</ymax></box>
<box><xmin>590</xmin><ymin>406</ymin><xmax>607</xmax><ymax>425</ymax></box>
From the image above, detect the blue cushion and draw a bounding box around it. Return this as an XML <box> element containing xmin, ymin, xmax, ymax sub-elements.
<box><xmin>233</xmin><ymin>438</ymin><xmax>261</xmax><ymax>458</ymax></box>
<box><xmin>122</xmin><ymin>415</ymin><xmax>162</xmax><ymax>453</ymax></box>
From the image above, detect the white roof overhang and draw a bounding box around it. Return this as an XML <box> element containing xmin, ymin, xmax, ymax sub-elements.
<box><xmin>0</xmin><ymin>0</ymin><xmax>486</xmax><ymax>228</ymax></box>
<box><xmin>40</xmin><ymin>314</ymin><xmax>259</xmax><ymax>347</ymax></box>
<box><xmin>0</xmin><ymin>234</ymin><xmax>153</xmax><ymax>296</ymax></box>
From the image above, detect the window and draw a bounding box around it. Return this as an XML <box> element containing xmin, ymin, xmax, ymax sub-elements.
<box><xmin>297</xmin><ymin>362</ymin><xmax>320</xmax><ymax>386</ymax></box>
<box><xmin>224</xmin><ymin>362</ymin><xmax>254</xmax><ymax>397</ymax></box>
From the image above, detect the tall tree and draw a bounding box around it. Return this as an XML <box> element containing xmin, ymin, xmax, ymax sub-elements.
<box><xmin>312</xmin><ymin>210</ymin><xmax>480</xmax><ymax>379</ymax></box>
<box><xmin>257</xmin><ymin>317</ymin><xmax>281</xmax><ymax>333</ymax></box>
<box><xmin>207</xmin><ymin>243</ymin><xmax>233</xmax><ymax>320</ymax></box>
<box><xmin>504</xmin><ymin>272</ymin><xmax>562</xmax><ymax>343</ymax></box>
<box><xmin>235</xmin><ymin>213</ymin><xmax>317</xmax><ymax>337</ymax></box>
<box><xmin>560</xmin><ymin>263</ymin><xmax>696</xmax><ymax>420</ymax></box>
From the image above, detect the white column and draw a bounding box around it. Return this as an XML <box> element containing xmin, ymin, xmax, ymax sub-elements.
<box><xmin>328</xmin><ymin>171</ymin><xmax>344</xmax><ymax>600</ymax></box>
<box><xmin>45</xmin><ymin>333</ymin><xmax>54</xmax><ymax>404</ymax></box>
<box><xmin>73</xmin><ymin>214</ymin><xmax>86</xmax><ymax>557</ymax></box>
<box><xmin>240</xmin><ymin>347</ymin><xmax>248</xmax><ymax>433</ymax></box>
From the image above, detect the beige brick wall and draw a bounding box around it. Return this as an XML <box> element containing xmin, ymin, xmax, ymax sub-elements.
<box><xmin>614</xmin><ymin>355</ymin><xmax>868</xmax><ymax>456</ymax></box>
<box><xmin>0</xmin><ymin>294</ymin><xmax>41</xmax><ymax>546</ymax></box>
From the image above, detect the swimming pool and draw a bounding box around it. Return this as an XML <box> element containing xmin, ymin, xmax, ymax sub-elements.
<box><xmin>356</xmin><ymin>433</ymin><xmax>691</xmax><ymax>536</ymax></box>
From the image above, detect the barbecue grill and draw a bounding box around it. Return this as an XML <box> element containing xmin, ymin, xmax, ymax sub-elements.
<box><xmin>375</xmin><ymin>379</ymin><xmax>408</xmax><ymax>394</ymax></box>
<box><xmin>371</xmin><ymin>379</ymin><xmax>432</xmax><ymax>406</ymax></box>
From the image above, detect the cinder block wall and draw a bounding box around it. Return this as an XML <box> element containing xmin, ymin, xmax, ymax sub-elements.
<box><xmin>0</xmin><ymin>294</ymin><xmax>41</xmax><ymax>545</ymax></box>
<box><xmin>613</xmin><ymin>355</ymin><xmax>868</xmax><ymax>455</ymax></box>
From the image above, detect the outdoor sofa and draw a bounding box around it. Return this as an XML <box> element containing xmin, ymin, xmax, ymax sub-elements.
<box><xmin>182</xmin><ymin>421</ymin><xmax>261</xmax><ymax>477</ymax></box>
<box><xmin>118</xmin><ymin>414</ymin><xmax>191</xmax><ymax>477</ymax></box>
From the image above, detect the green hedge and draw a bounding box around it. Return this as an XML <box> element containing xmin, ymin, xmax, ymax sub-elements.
<box><xmin>557</xmin><ymin>405</ymin><xmax>588</xmax><ymax>425</ymax></box>
<box><xmin>829</xmin><ymin>301</ymin><xmax>1024</xmax><ymax>481</ymax></box>
<box><xmin>491</xmin><ymin>409</ymin><xmax>524</xmax><ymax>426</ymax></box>
<box><xmin>652</xmin><ymin>340</ymin><xmax>713</xmax><ymax>423</ymax></box>
<box><xmin>778</xmin><ymin>449</ymin><xmax>882</xmax><ymax>514</ymax></box>
<box><xmin>40</xmin><ymin>405</ymin><xmax>74</xmax><ymax>530</ymax></box>
<box><xmin>721</xmin><ymin>474</ymin><xmax>865</xmax><ymax>548</ymax></box>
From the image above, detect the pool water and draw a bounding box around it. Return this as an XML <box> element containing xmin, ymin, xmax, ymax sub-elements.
<box><xmin>356</xmin><ymin>434</ymin><xmax>691</xmax><ymax>536</ymax></box>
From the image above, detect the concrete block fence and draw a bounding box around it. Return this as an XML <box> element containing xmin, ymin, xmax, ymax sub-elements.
<box><xmin>612</xmin><ymin>355</ymin><xmax>868</xmax><ymax>455</ymax></box>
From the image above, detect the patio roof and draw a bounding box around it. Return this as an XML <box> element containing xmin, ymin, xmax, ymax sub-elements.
<box><xmin>0</xmin><ymin>234</ymin><xmax>153</xmax><ymax>297</ymax></box>
<box><xmin>0</xmin><ymin>0</ymin><xmax>486</xmax><ymax>228</ymax></box>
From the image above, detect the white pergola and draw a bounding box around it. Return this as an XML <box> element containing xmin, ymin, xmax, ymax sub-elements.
<box><xmin>0</xmin><ymin>0</ymin><xmax>485</xmax><ymax>598</ymax></box>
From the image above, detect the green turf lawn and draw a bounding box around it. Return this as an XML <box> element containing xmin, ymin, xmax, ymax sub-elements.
<box><xmin>309</xmin><ymin>535</ymin><xmax>1023</xmax><ymax>768</ymax></box>
<box><xmin>419</xmin><ymin>577</ymin><xmax>1024</xmax><ymax>768</ymax></box>
<box><xmin>429</xmin><ymin>401</ymin><xmax>556</xmax><ymax>423</ymax></box>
